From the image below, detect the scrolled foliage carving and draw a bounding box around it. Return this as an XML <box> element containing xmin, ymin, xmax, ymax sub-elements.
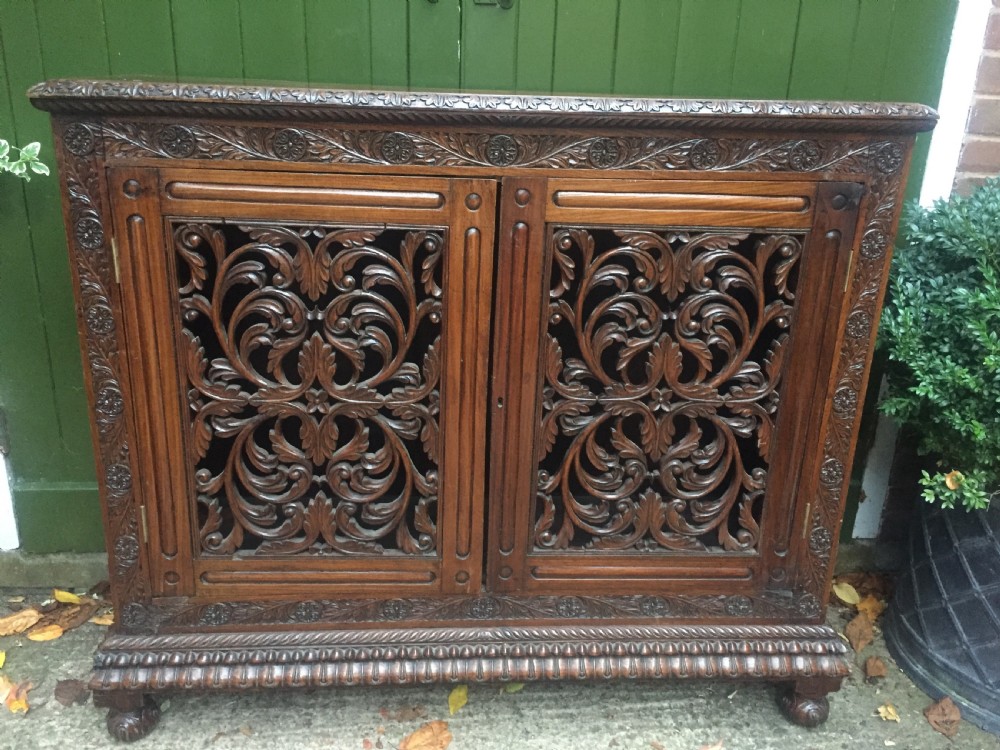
<box><xmin>175</xmin><ymin>221</ymin><xmax>445</xmax><ymax>557</ymax></box>
<box><xmin>536</xmin><ymin>227</ymin><xmax>804</xmax><ymax>553</ymax></box>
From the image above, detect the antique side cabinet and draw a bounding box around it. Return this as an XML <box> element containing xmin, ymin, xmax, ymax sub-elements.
<box><xmin>30</xmin><ymin>80</ymin><xmax>935</xmax><ymax>741</ymax></box>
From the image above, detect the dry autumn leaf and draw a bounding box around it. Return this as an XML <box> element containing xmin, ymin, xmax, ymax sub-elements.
<box><xmin>53</xmin><ymin>589</ymin><xmax>82</xmax><ymax>605</ymax></box>
<box><xmin>864</xmin><ymin>656</ymin><xmax>888</xmax><ymax>682</ymax></box>
<box><xmin>832</xmin><ymin>581</ymin><xmax>861</xmax><ymax>606</ymax></box>
<box><xmin>399</xmin><ymin>720</ymin><xmax>452</xmax><ymax>750</ymax></box>
<box><xmin>447</xmin><ymin>684</ymin><xmax>467</xmax><ymax>715</ymax></box>
<box><xmin>0</xmin><ymin>608</ymin><xmax>41</xmax><ymax>637</ymax></box>
<box><xmin>501</xmin><ymin>682</ymin><xmax>525</xmax><ymax>694</ymax></box>
<box><xmin>54</xmin><ymin>679</ymin><xmax>90</xmax><ymax>707</ymax></box>
<box><xmin>27</xmin><ymin>623</ymin><xmax>64</xmax><ymax>642</ymax></box>
<box><xmin>698</xmin><ymin>742</ymin><xmax>725</xmax><ymax>750</ymax></box>
<box><xmin>650</xmin><ymin>742</ymin><xmax>665</xmax><ymax>750</ymax></box>
<box><xmin>845</xmin><ymin>613</ymin><xmax>874</xmax><ymax>653</ymax></box>
<box><xmin>89</xmin><ymin>611</ymin><xmax>114</xmax><ymax>626</ymax></box>
<box><xmin>0</xmin><ymin>674</ymin><xmax>12</xmax><ymax>703</ymax></box>
<box><xmin>6</xmin><ymin>596</ymin><xmax>25</xmax><ymax>604</ymax></box>
<box><xmin>944</xmin><ymin>470</ymin><xmax>964</xmax><ymax>491</ymax></box>
<box><xmin>379</xmin><ymin>705</ymin><xmax>428</xmax><ymax>722</ymax></box>
<box><xmin>857</xmin><ymin>595</ymin><xmax>887</xmax><ymax>622</ymax></box>
<box><xmin>877</xmin><ymin>703</ymin><xmax>901</xmax><ymax>723</ymax></box>
<box><xmin>0</xmin><ymin>650</ymin><xmax>5</xmax><ymax>669</ymax></box>
<box><xmin>4</xmin><ymin>679</ymin><xmax>31</xmax><ymax>715</ymax></box>
<box><xmin>924</xmin><ymin>696</ymin><xmax>961</xmax><ymax>738</ymax></box>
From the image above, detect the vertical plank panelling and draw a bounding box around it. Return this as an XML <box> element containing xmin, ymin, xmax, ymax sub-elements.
<box><xmin>30</xmin><ymin>0</ymin><xmax>112</xmax><ymax>480</ymax></box>
<box><xmin>515</xmin><ymin>0</ymin><xmax>557</xmax><ymax>92</ymax></box>
<box><xmin>170</xmin><ymin>0</ymin><xmax>245</xmax><ymax>80</ymax></box>
<box><xmin>103</xmin><ymin>0</ymin><xmax>177</xmax><ymax>78</ymax></box>
<box><xmin>305</xmin><ymin>0</ymin><xmax>372</xmax><ymax>86</ymax></box>
<box><xmin>845</xmin><ymin>0</ymin><xmax>897</xmax><ymax>101</ymax></box>
<box><xmin>369</xmin><ymin>0</ymin><xmax>409</xmax><ymax>88</ymax></box>
<box><xmin>408</xmin><ymin>0</ymin><xmax>461</xmax><ymax>89</ymax></box>
<box><xmin>879</xmin><ymin>0</ymin><xmax>958</xmax><ymax>201</ymax></box>
<box><xmin>463</xmin><ymin>0</ymin><xmax>518</xmax><ymax>90</ymax></box>
<box><xmin>551</xmin><ymin>0</ymin><xmax>619</xmax><ymax>94</ymax></box>
<box><xmin>0</xmin><ymin>8</ymin><xmax>63</xmax><ymax>486</ymax></box>
<box><xmin>787</xmin><ymin>0</ymin><xmax>860</xmax><ymax>99</ymax></box>
<box><xmin>730</xmin><ymin>0</ymin><xmax>800</xmax><ymax>99</ymax></box>
<box><xmin>240</xmin><ymin>0</ymin><xmax>307</xmax><ymax>82</ymax></box>
<box><xmin>672</xmin><ymin>0</ymin><xmax>741</xmax><ymax>97</ymax></box>
<box><xmin>612</xmin><ymin>0</ymin><xmax>681</xmax><ymax>96</ymax></box>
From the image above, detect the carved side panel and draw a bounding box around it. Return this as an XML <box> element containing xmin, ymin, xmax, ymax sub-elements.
<box><xmin>175</xmin><ymin>222</ymin><xmax>446</xmax><ymax>557</ymax></box>
<box><xmin>534</xmin><ymin>228</ymin><xmax>804</xmax><ymax>554</ymax></box>
<box><xmin>53</xmin><ymin>119</ymin><xmax>152</xmax><ymax>623</ymax></box>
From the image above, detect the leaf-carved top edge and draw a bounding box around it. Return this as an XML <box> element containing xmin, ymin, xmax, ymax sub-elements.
<box><xmin>29</xmin><ymin>79</ymin><xmax>937</xmax><ymax>134</ymax></box>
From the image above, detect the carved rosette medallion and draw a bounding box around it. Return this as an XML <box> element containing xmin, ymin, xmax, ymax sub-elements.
<box><xmin>157</xmin><ymin>124</ymin><xmax>196</xmax><ymax>157</ymax></box>
<box><xmin>468</xmin><ymin>597</ymin><xmax>501</xmax><ymax>620</ymax></box>
<box><xmin>96</xmin><ymin>386</ymin><xmax>124</xmax><ymax>419</ymax></box>
<box><xmin>486</xmin><ymin>134</ymin><xmax>519</xmax><ymax>166</ymax></box>
<box><xmin>199</xmin><ymin>603</ymin><xmax>232</xmax><ymax>626</ymax></box>
<box><xmin>587</xmin><ymin>138</ymin><xmax>620</xmax><ymax>168</ymax></box>
<box><xmin>725</xmin><ymin>596</ymin><xmax>754</xmax><ymax>617</ymax></box>
<box><xmin>75</xmin><ymin>217</ymin><xmax>105</xmax><ymax>249</ymax></box>
<box><xmin>114</xmin><ymin>535</ymin><xmax>140</xmax><ymax>573</ymax></box>
<box><xmin>860</xmin><ymin>231</ymin><xmax>889</xmax><ymax>259</ymax></box>
<box><xmin>290</xmin><ymin>601</ymin><xmax>323</xmax><ymax>623</ymax></box>
<box><xmin>176</xmin><ymin>223</ymin><xmax>445</xmax><ymax>557</ymax></box>
<box><xmin>536</xmin><ymin>228</ymin><xmax>803</xmax><ymax>553</ymax></box>
<box><xmin>63</xmin><ymin>122</ymin><xmax>96</xmax><ymax>156</ymax></box>
<box><xmin>380</xmin><ymin>132</ymin><xmax>414</xmax><ymax>164</ymax></box>
<box><xmin>844</xmin><ymin>310</ymin><xmax>872</xmax><ymax>339</ymax></box>
<box><xmin>874</xmin><ymin>143</ymin><xmax>904</xmax><ymax>173</ymax></box>
<box><xmin>809</xmin><ymin>526</ymin><xmax>832</xmax><ymax>555</ymax></box>
<box><xmin>688</xmin><ymin>139</ymin><xmax>721</xmax><ymax>169</ymax></box>
<box><xmin>105</xmin><ymin>463</ymin><xmax>132</xmax><ymax>495</ymax></box>
<box><xmin>789</xmin><ymin>141</ymin><xmax>821</xmax><ymax>170</ymax></box>
<box><xmin>832</xmin><ymin>386</ymin><xmax>858</xmax><ymax>416</ymax></box>
<box><xmin>272</xmin><ymin>128</ymin><xmax>308</xmax><ymax>160</ymax></box>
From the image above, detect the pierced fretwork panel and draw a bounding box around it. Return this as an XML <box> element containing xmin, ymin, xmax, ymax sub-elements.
<box><xmin>536</xmin><ymin>227</ymin><xmax>805</xmax><ymax>553</ymax></box>
<box><xmin>174</xmin><ymin>222</ymin><xmax>445</xmax><ymax>557</ymax></box>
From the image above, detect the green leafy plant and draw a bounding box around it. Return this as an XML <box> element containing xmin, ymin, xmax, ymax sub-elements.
<box><xmin>879</xmin><ymin>178</ymin><xmax>1000</xmax><ymax>511</ymax></box>
<box><xmin>0</xmin><ymin>138</ymin><xmax>49</xmax><ymax>180</ymax></box>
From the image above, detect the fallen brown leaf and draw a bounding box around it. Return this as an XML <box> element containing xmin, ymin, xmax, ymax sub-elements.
<box><xmin>53</xmin><ymin>589</ymin><xmax>82</xmax><ymax>605</ymax></box>
<box><xmin>239</xmin><ymin>726</ymin><xmax>253</xmax><ymax>737</ymax></box>
<box><xmin>87</xmin><ymin>580</ymin><xmax>111</xmax><ymax>601</ymax></box>
<box><xmin>26</xmin><ymin>623</ymin><xmax>64</xmax><ymax>642</ymax></box>
<box><xmin>924</xmin><ymin>696</ymin><xmax>961</xmax><ymax>738</ymax></box>
<box><xmin>837</xmin><ymin>572</ymin><xmax>894</xmax><ymax>601</ymax></box>
<box><xmin>37</xmin><ymin>599</ymin><xmax>100</xmax><ymax>633</ymax></box>
<box><xmin>0</xmin><ymin>608</ymin><xmax>41</xmax><ymax>637</ymax></box>
<box><xmin>447</xmin><ymin>684</ymin><xmax>467</xmax><ymax>715</ymax></box>
<box><xmin>650</xmin><ymin>742</ymin><xmax>665</xmax><ymax>750</ymax></box>
<box><xmin>0</xmin><ymin>674</ymin><xmax>12</xmax><ymax>703</ymax></box>
<box><xmin>5</xmin><ymin>596</ymin><xmax>25</xmax><ymax>604</ymax></box>
<box><xmin>4</xmin><ymin>679</ymin><xmax>31</xmax><ymax>714</ymax></box>
<box><xmin>0</xmin><ymin>650</ymin><xmax>5</xmax><ymax>669</ymax></box>
<box><xmin>857</xmin><ymin>595</ymin><xmax>887</xmax><ymax>622</ymax></box>
<box><xmin>864</xmin><ymin>656</ymin><xmax>888</xmax><ymax>682</ymax></box>
<box><xmin>844</xmin><ymin>613</ymin><xmax>873</xmax><ymax>653</ymax></box>
<box><xmin>832</xmin><ymin>581</ymin><xmax>861</xmax><ymax>606</ymax></box>
<box><xmin>379</xmin><ymin>704</ymin><xmax>428</xmax><ymax>722</ymax></box>
<box><xmin>698</xmin><ymin>742</ymin><xmax>725</xmax><ymax>750</ymax></box>
<box><xmin>501</xmin><ymin>682</ymin><xmax>525</xmax><ymax>694</ymax></box>
<box><xmin>89</xmin><ymin>610</ymin><xmax>115</xmax><ymax>626</ymax></box>
<box><xmin>876</xmin><ymin>703</ymin><xmax>900</xmax><ymax>723</ymax></box>
<box><xmin>399</xmin><ymin>720</ymin><xmax>452</xmax><ymax>750</ymax></box>
<box><xmin>54</xmin><ymin>679</ymin><xmax>90</xmax><ymax>707</ymax></box>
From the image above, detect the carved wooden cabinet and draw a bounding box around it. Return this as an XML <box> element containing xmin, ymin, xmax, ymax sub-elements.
<box><xmin>30</xmin><ymin>80</ymin><xmax>934</xmax><ymax>740</ymax></box>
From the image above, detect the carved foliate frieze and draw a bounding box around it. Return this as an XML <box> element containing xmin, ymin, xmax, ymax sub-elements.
<box><xmin>536</xmin><ymin>228</ymin><xmax>803</xmax><ymax>553</ymax></box>
<box><xmin>98</xmin><ymin>120</ymin><xmax>897</xmax><ymax>176</ymax></box>
<box><xmin>175</xmin><ymin>222</ymin><xmax>444</xmax><ymax>557</ymax></box>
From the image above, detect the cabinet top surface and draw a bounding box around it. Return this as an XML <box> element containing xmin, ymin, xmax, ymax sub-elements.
<box><xmin>28</xmin><ymin>79</ymin><xmax>937</xmax><ymax>134</ymax></box>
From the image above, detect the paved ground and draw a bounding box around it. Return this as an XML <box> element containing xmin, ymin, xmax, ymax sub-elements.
<box><xmin>1</xmin><ymin>589</ymin><xmax>998</xmax><ymax>750</ymax></box>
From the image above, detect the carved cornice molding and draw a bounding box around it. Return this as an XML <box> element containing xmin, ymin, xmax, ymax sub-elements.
<box><xmin>29</xmin><ymin>79</ymin><xmax>937</xmax><ymax>134</ymax></box>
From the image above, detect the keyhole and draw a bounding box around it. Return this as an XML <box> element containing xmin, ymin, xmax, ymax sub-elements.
<box><xmin>496</xmin><ymin>398</ymin><xmax>504</xmax><ymax>409</ymax></box>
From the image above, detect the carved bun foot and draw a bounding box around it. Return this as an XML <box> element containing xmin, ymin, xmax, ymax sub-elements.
<box><xmin>100</xmin><ymin>694</ymin><xmax>160</xmax><ymax>742</ymax></box>
<box><xmin>778</xmin><ymin>686</ymin><xmax>830</xmax><ymax>728</ymax></box>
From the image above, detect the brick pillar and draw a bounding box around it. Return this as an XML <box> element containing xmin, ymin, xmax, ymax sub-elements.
<box><xmin>955</xmin><ymin>7</ymin><xmax>1000</xmax><ymax>194</ymax></box>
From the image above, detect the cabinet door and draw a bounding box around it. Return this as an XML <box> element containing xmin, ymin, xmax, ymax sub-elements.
<box><xmin>488</xmin><ymin>176</ymin><xmax>863</xmax><ymax>596</ymax></box>
<box><xmin>108</xmin><ymin>168</ymin><xmax>496</xmax><ymax>600</ymax></box>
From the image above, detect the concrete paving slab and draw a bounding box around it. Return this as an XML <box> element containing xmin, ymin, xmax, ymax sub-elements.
<box><xmin>1</xmin><ymin>590</ymin><xmax>998</xmax><ymax>750</ymax></box>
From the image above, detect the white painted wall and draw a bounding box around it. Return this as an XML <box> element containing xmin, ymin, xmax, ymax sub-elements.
<box><xmin>853</xmin><ymin>0</ymin><xmax>991</xmax><ymax>539</ymax></box>
<box><xmin>0</xmin><ymin>456</ymin><xmax>18</xmax><ymax>550</ymax></box>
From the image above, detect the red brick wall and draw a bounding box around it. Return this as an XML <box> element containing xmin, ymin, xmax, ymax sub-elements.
<box><xmin>956</xmin><ymin>7</ymin><xmax>1000</xmax><ymax>194</ymax></box>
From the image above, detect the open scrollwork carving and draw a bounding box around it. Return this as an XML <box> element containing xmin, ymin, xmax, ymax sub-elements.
<box><xmin>175</xmin><ymin>222</ymin><xmax>444</xmax><ymax>557</ymax></box>
<box><xmin>536</xmin><ymin>228</ymin><xmax>803</xmax><ymax>553</ymax></box>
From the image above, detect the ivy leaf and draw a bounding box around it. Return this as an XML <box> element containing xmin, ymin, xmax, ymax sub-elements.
<box><xmin>20</xmin><ymin>141</ymin><xmax>40</xmax><ymax>159</ymax></box>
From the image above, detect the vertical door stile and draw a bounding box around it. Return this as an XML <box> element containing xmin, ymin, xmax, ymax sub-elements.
<box><xmin>486</xmin><ymin>177</ymin><xmax>549</xmax><ymax>593</ymax></box>
<box><xmin>109</xmin><ymin>167</ymin><xmax>194</xmax><ymax>597</ymax></box>
<box><xmin>439</xmin><ymin>178</ymin><xmax>499</xmax><ymax>594</ymax></box>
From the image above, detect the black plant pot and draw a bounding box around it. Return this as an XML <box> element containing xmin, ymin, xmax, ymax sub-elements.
<box><xmin>884</xmin><ymin>500</ymin><xmax>1000</xmax><ymax>735</ymax></box>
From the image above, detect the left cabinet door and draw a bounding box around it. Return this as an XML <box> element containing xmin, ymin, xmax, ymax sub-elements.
<box><xmin>107</xmin><ymin>167</ymin><xmax>497</xmax><ymax>600</ymax></box>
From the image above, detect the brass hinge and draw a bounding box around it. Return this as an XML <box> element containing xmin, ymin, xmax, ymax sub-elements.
<box><xmin>139</xmin><ymin>504</ymin><xmax>149</xmax><ymax>544</ymax></box>
<box><xmin>801</xmin><ymin>502</ymin><xmax>812</xmax><ymax>540</ymax></box>
<box><xmin>843</xmin><ymin>245</ymin><xmax>856</xmax><ymax>293</ymax></box>
<box><xmin>111</xmin><ymin>236</ymin><xmax>121</xmax><ymax>284</ymax></box>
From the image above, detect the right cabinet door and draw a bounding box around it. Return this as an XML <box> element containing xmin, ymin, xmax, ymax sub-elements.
<box><xmin>488</xmin><ymin>176</ymin><xmax>863</xmax><ymax>598</ymax></box>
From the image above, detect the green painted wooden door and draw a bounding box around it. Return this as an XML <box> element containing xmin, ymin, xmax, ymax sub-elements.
<box><xmin>0</xmin><ymin>0</ymin><xmax>957</xmax><ymax>552</ymax></box>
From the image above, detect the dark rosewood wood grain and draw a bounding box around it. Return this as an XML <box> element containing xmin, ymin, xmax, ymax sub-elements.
<box><xmin>31</xmin><ymin>80</ymin><xmax>934</xmax><ymax>739</ymax></box>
